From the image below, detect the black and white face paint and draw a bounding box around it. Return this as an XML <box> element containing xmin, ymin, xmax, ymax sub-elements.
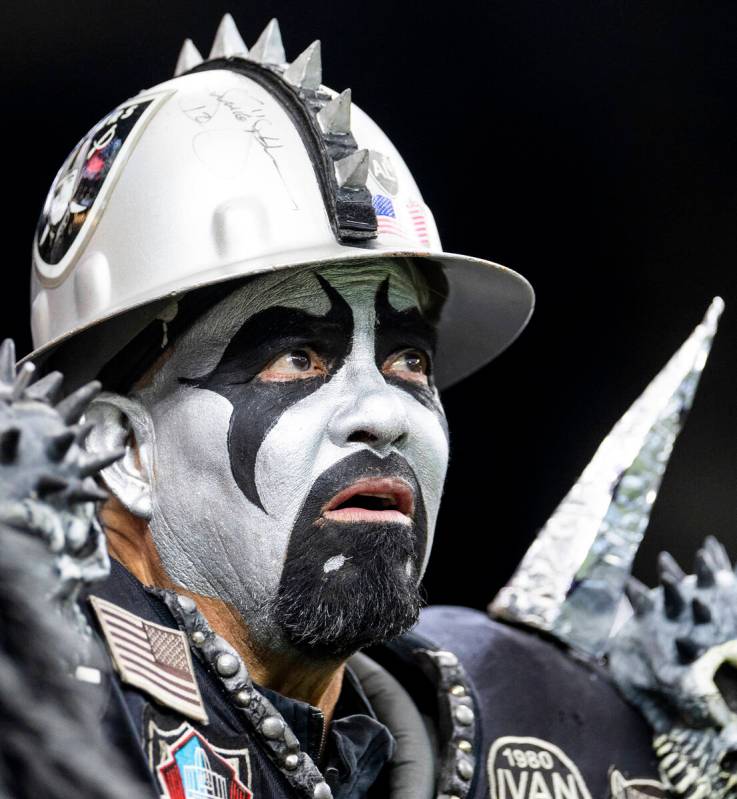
<box><xmin>134</xmin><ymin>260</ymin><xmax>449</xmax><ymax>656</ymax></box>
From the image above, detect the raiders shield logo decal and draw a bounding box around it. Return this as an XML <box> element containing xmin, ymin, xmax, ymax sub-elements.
<box><xmin>488</xmin><ymin>736</ymin><xmax>593</xmax><ymax>799</ymax></box>
<box><xmin>34</xmin><ymin>90</ymin><xmax>169</xmax><ymax>284</ymax></box>
<box><xmin>147</xmin><ymin>711</ymin><xmax>254</xmax><ymax>799</ymax></box>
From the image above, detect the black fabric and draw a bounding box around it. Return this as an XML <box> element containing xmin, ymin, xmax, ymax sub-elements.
<box><xmin>84</xmin><ymin>560</ymin><xmax>395</xmax><ymax>799</ymax></box>
<box><xmin>79</xmin><ymin>561</ymin><xmax>666</xmax><ymax>799</ymax></box>
<box><xmin>416</xmin><ymin>605</ymin><xmax>663</xmax><ymax>799</ymax></box>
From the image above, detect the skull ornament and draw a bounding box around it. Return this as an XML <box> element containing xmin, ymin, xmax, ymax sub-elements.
<box><xmin>609</xmin><ymin>537</ymin><xmax>737</xmax><ymax>799</ymax></box>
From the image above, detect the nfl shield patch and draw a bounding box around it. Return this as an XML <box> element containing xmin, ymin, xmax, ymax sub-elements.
<box><xmin>158</xmin><ymin>728</ymin><xmax>253</xmax><ymax>799</ymax></box>
<box><xmin>147</xmin><ymin>711</ymin><xmax>254</xmax><ymax>799</ymax></box>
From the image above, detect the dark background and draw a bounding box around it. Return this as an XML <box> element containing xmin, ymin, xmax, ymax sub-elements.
<box><xmin>2</xmin><ymin>1</ymin><xmax>736</xmax><ymax>610</ymax></box>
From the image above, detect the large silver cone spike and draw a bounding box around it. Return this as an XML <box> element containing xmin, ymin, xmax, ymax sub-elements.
<box><xmin>334</xmin><ymin>149</ymin><xmax>369</xmax><ymax>188</ymax></box>
<box><xmin>283</xmin><ymin>41</ymin><xmax>322</xmax><ymax>91</ymax></box>
<box><xmin>174</xmin><ymin>39</ymin><xmax>203</xmax><ymax>77</ymax></box>
<box><xmin>490</xmin><ymin>297</ymin><xmax>724</xmax><ymax>658</ymax></box>
<box><xmin>318</xmin><ymin>89</ymin><xmax>352</xmax><ymax>135</ymax></box>
<box><xmin>209</xmin><ymin>13</ymin><xmax>248</xmax><ymax>60</ymax></box>
<box><xmin>249</xmin><ymin>18</ymin><xmax>286</xmax><ymax>65</ymax></box>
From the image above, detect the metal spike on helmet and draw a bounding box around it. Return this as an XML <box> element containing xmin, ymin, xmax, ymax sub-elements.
<box><xmin>249</xmin><ymin>18</ymin><xmax>285</xmax><ymax>65</ymax></box>
<box><xmin>283</xmin><ymin>40</ymin><xmax>322</xmax><ymax>91</ymax></box>
<box><xmin>174</xmin><ymin>39</ymin><xmax>203</xmax><ymax>77</ymax></box>
<box><xmin>335</xmin><ymin>149</ymin><xmax>370</xmax><ymax>188</ymax></box>
<box><xmin>170</xmin><ymin>18</ymin><xmax>375</xmax><ymax>240</ymax></box>
<box><xmin>209</xmin><ymin>13</ymin><xmax>249</xmax><ymax>60</ymax></box>
<box><xmin>318</xmin><ymin>89</ymin><xmax>352</xmax><ymax>135</ymax></box>
<box><xmin>490</xmin><ymin>297</ymin><xmax>724</xmax><ymax>658</ymax></box>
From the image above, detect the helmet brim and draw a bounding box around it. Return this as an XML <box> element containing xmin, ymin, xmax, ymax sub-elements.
<box><xmin>23</xmin><ymin>244</ymin><xmax>534</xmax><ymax>392</ymax></box>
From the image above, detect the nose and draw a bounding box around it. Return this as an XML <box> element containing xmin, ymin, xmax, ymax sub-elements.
<box><xmin>328</xmin><ymin>374</ymin><xmax>410</xmax><ymax>453</ymax></box>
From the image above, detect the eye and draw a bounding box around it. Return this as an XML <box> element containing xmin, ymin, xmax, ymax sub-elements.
<box><xmin>259</xmin><ymin>348</ymin><xmax>328</xmax><ymax>381</ymax></box>
<box><xmin>382</xmin><ymin>349</ymin><xmax>430</xmax><ymax>385</ymax></box>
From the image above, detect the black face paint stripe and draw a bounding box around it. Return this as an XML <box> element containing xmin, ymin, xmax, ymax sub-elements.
<box><xmin>373</xmin><ymin>278</ymin><xmax>445</xmax><ymax>420</ymax></box>
<box><xmin>183</xmin><ymin>274</ymin><xmax>354</xmax><ymax>511</ymax></box>
<box><xmin>273</xmin><ymin>450</ymin><xmax>429</xmax><ymax>657</ymax></box>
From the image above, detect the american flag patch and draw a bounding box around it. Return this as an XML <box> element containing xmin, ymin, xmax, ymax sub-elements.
<box><xmin>407</xmin><ymin>200</ymin><xmax>431</xmax><ymax>247</ymax></box>
<box><xmin>90</xmin><ymin>595</ymin><xmax>208</xmax><ymax>724</ymax></box>
<box><xmin>372</xmin><ymin>194</ymin><xmax>405</xmax><ymax>238</ymax></box>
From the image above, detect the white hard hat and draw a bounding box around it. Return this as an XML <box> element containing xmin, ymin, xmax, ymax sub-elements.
<box><xmin>28</xmin><ymin>15</ymin><xmax>534</xmax><ymax>390</ymax></box>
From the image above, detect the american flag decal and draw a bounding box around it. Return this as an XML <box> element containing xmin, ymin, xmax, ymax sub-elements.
<box><xmin>372</xmin><ymin>194</ymin><xmax>405</xmax><ymax>239</ymax></box>
<box><xmin>90</xmin><ymin>596</ymin><xmax>208</xmax><ymax>724</ymax></box>
<box><xmin>407</xmin><ymin>200</ymin><xmax>431</xmax><ymax>247</ymax></box>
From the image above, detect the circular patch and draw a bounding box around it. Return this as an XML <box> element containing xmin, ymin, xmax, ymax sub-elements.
<box><xmin>488</xmin><ymin>736</ymin><xmax>593</xmax><ymax>799</ymax></box>
<box><xmin>34</xmin><ymin>90</ymin><xmax>170</xmax><ymax>285</ymax></box>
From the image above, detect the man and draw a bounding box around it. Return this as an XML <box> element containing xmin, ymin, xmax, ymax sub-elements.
<box><xmin>24</xmin><ymin>14</ymin><xmax>682</xmax><ymax>799</ymax></box>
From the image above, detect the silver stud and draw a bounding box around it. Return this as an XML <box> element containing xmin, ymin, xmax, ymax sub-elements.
<box><xmin>450</xmin><ymin>684</ymin><xmax>466</xmax><ymax>697</ymax></box>
<box><xmin>313</xmin><ymin>782</ymin><xmax>332</xmax><ymax>799</ymax></box>
<box><xmin>209</xmin><ymin>13</ymin><xmax>248</xmax><ymax>60</ymax></box>
<box><xmin>216</xmin><ymin>652</ymin><xmax>240</xmax><ymax>677</ymax></box>
<box><xmin>191</xmin><ymin>630</ymin><xmax>205</xmax><ymax>645</ymax></box>
<box><xmin>317</xmin><ymin>89</ymin><xmax>351</xmax><ymax>135</ymax></box>
<box><xmin>178</xmin><ymin>595</ymin><xmax>196</xmax><ymax>613</ymax></box>
<box><xmin>174</xmin><ymin>39</ymin><xmax>203</xmax><ymax>77</ymax></box>
<box><xmin>234</xmin><ymin>689</ymin><xmax>251</xmax><ymax>706</ymax></box>
<box><xmin>283</xmin><ymin>40</ymin><xmax>322</xmax><ymax>91</ymax></box>
<box><xmin>454</xmin><ymin>705</ymin><xmax>474</xmax><ymax>726</ymax></box>
<box><xmin>284</xmin><ymin>753</ymin><xmax>299</xmax><ymax>770</ymax></box>
<box><xmin>458</xmin><ymin>739</ymin><xmax>472</xmax><ymax>753</ymax></box>
<box><xmin>261</xmin><ymin>716</ymin><xmax>286</xmax><ymax>739</ymax></box>
<box><xmin>436</xmin><ymin>650</ymin><xmax>459</xmax><ymax>667</ymax></box>
<box><xmin>457</xmin><ymin>758</ymin><xmax>474</xmax><ymax>780</ymax></box>
<box><xmin>250</xmin><ymin>18</ymin><xmax>286</xmax><ymax>65</ymax></box>
<box><xmin>334</xmin><ymin>150</ymin><xmax>369</xmax><ymax>189</ymax></box>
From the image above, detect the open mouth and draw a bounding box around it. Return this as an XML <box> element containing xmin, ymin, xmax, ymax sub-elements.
<box><xmin>322</xmin><ymin>477</ymin><xmax>415</xmax><ymax>525</ymax></box>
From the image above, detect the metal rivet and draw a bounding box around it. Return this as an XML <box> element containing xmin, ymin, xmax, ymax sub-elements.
<box><xmin>191</xmin><ymin>630</ymin><xmax>205</xmax><ymax>645</ymax></box>
<box><xmin>234</xmin><ymin>689</ymin><xmax>251</xmax><ymax>706</ymax></box>
<box><xmin>454</xmin><ymin>705</ymin><xmax>474</xmax><ymax>726</ymax></box>
<box><xmin>178</xmin><ymin>595</ymin><xmax>196</xmax><ymax>613</ymax></box>
<box><xmin>450</xmin><ymin>684</ymin><xmax>466</xmax><ymax>697</ymax></box>
<box><xmin>436</xmin><ymin>650</ymin><xmax>458</xmax><ymax>667</ymax></box>
<box><xmin>261</xmin><ymin>716</ymin><xmax>285</xmax><ymax>739</ymax></box>
<box><xmin>284</xmin><ymin>753</ymin><xmax>299</xmax><ymax>770</ymax></box>
<box><xmin>313</xmin><ymin>782</ymin><xmax>332</xmax><ymax>799</ymax></box>
<box><xmin>458</xmin><ymin>739</ymin><xmax>472</xmax><ymax>753</ymax></box>
<box><xmin>457</xmin><ymin>758</ymin><xmax>474</xmax><ymax>780</ymax></box>
<box><xmin>215</xmin><ymin>652</ymin><xmax>240</xmax><ymax>677</ymax></box>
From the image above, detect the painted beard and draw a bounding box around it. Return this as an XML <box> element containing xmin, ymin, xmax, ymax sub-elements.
<box><xmin>270</xmin><ymin>450</ymin><xmax>428</xmax><ymax>659</ymax></box>
<box><xmin>135</xmin><ymin>260</ymin><xmax>449</xmax><ymax>659</ymax></box>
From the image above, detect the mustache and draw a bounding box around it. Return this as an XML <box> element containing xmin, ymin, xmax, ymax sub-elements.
<box><xmin>297</xmin><ymin>450</ymin><xmax>425</xmax><ymax>527</ymax></box>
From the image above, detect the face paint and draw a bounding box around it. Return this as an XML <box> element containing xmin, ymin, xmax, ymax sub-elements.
<box><xmin>270</xmin><ymin>450</ymin><xmax>428</xmax><ymax>659</ymax></box>
<box><xmin>186</xmin><ymin>276</ymin><xmax>353</xmax><ymax>510</ymax></box>
<box><xmin>134</xmin><ymin>259</ymin><xmax>449</xmax><ymax>656</ymax></box>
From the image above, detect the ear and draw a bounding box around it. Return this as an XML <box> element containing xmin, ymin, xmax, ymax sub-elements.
<box><xmin>84</xmin><ymin>392</ymin><xmax>155</xmax><ymax>520</ymax></box>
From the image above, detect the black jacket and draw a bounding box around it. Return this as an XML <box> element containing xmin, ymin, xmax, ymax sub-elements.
<box><xmin>84</xmin><ymin>561</ymin><xmax>664</xmax><ymax>799</ymax></box>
